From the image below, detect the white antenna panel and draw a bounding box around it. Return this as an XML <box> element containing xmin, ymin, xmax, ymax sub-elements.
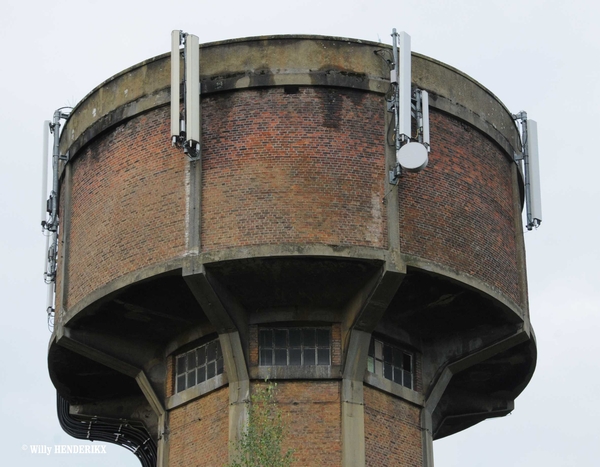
<box><xmin>526</xmin><ymin>119</ymin><xmax>542</xmax><ymax>226</ymax></box>
<box><xmin>44</xmin><ymin>228</ymin><xmax>50</xmax><ymax>273</ymax></box>
<box><xmin>398</xmin><ymin>32</ymin><xmax>412</xmax><ymax>141</ymax></box>
<box><xmin>170</xmin><ymin>31</ymin><xmax>181</xmax><ymax>140</ymax></box>
<box><xmin>41</xmin><ymin>121</ymin><xmax>50</xmax><ymax>226</ymax></box>
<box><xmin>46</xmin><ymin>280</ymin><xmax>54</xmax><ymax>314</ymax></box>
<box><xmin>185</xmin><ymin>34</ymin><xmax>200</xmax><ymax>145</ymax></box>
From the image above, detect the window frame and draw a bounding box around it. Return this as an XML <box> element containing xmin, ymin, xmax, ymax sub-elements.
<box><xmin>174</xmin><ymin>337</ymin><xmax>224</xmax><ymax>394</ymax></box>
<box><xmin>367</xmin><ymin>337</ymin><xmax>414</xmax><ymax>390</ymax></box>
<box><xmin>259</xmin><ymin>326</ymin><xmax>332</xmax><ymax>367</ymax></box>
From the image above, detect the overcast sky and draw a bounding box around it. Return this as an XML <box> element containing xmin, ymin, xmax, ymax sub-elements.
<box><xmin>1</xmin><ymin>0</ymin><xmax>598</xmax><ymax>465</ymax></box>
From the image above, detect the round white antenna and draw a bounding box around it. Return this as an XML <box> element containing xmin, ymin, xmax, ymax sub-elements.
<box><xmin>397</xmin><ymin>142</ymin><xmax>429</xmax><ymax>173</ymax></box>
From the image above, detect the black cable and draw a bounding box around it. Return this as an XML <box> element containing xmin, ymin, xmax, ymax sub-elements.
<box><xmin>57</xmin><ymin>392</ymin><xmax>157</xmax><ymax>467</ymax></box>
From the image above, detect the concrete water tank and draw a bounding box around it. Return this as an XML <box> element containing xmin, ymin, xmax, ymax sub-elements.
<box><xmin>48</xmin><ymin>34</ymin><xmax>536</xmax><ymax>467</ymax></box>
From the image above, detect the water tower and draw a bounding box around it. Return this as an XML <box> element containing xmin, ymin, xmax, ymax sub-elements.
<box><xmin>43</xmin><ymin>31</ymin><xmax>540</xmax><ymax>466</ymax></box>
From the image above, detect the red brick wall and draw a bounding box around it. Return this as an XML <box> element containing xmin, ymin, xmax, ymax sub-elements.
<box><xmin>414</xmin><ymin>351</ymin><xmax>423</xmax><ymax>394</ymax></box>
<box><xmin>249</xmin><ymin>325</ymin><xmax>259</xmax><ymax>366</ymax></box>
<box><xmin>331</xmin><ymin>324</ymin><xmax>342</xmax><ymax>366</ymax></box>
<box><xmin>168</xmin><ymin>386</ymin><xmax>229</xmax><ymax>467</ymax></box>
<box><xmin>64</xmin><ymin>91</ymin><xmax>521</xmax><ymax>311</ymax></box>
<box><xmin>258</xmin><ymin>380</ymin><xmax>342</xmax><ymax>467</ymax></box>
<box><xmin>201</xmin><ymin>87</ymin><xmax>387</xmax><ymax>251</ymax></box>
<box><xmin>399</xmin><ymin>111</ymin><xmax>521</xmax><ymax>305</ymax></box>
<box><xmin>364</xmin><ymin>386</ymin><xmax>422</xmax><ymax>467</ymax></box>
<box><xmin>166</xmin><ymin>354</ymin><xmax>174</xmax><ymax>398</ymax></box>
<box><xmin>65</xmin><ymin>108</ymin><xmax>186</xmax><ymax>308</ymax></box>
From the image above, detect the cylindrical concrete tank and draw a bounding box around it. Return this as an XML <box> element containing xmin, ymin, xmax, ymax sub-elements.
<box><xmin>48</xmin><ymin>35</ymin><xmax>536</xmax><ymax>467</ymax></box>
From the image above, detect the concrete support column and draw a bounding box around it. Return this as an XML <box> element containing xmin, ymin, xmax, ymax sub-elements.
<box><xmin>421</xmin><ymin>409</ymin><xmax>434</xmax><ymax>467</ymax></box>
<box><xmin>186</xmin><ymin>159</ymin><xmax>202</xmax><ymax>255</ymax></box>
<box><xmin>340</xmin><ymin>262</ymin><xmax>404</xmax><ymax>467</ymax></box>
<box><xmin>136</xmin><ymin>372</ymin><xmax>169</xmax><ymax>467</ymax></box>
<box><xmin>57</xmin><ymin>161</ymin><xmax>72</xmax><ymax>327</ymax></box>
<box><xmin>183</xmin><ymin>263</ymin><xmax>249</xmax><ymax>463</ymax></box>
<box><xmin>220</xmin><ymin>331</ymin><xmax>250</xmax><ymax>459</ymax></box>
<box><xmin>511</xmin><ymin>162</ymin><xmax>529</xmax><ymax>316</ymax></box>
<box><xmin>341</xmin><ymin>329</ymin><xmax>371</xmax><ymax>467</ymax></box>
<box><xmin>384</xmin><ymin>105</ymin><xmax>401</xmax><ymax>254</ymax></box>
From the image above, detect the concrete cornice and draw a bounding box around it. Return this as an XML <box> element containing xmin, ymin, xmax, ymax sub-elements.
<box><xmin>59</xmin><ymin>35</ymin><xmax>521</xmax><ymax>171</ymax></box>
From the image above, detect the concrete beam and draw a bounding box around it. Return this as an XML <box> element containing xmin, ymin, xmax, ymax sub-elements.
<box><xmin>423</xmin><ymin>326</ymin><xmax>530</xmax><ymax>451</ymax></box>
<box><xmin>56</xmin><ymin>325</ymin><xmax>167</xmax><ymax>409</ymax></box>
<box><xmin>55</xmin><ymin>327</ymin><xmax>169</xmax><ymax>467</ymax></box>
<box><xmin>183</xmin><ymin>260</ymin><xmax>247</xmax><ymax>335</ymax></box>
<box><xmin>425</xmin><ymin>327</ymin><xmax>529</xmax><ymax>410</ymax></box>
<box><xmin>342</xmin><ymin>330</ymin><xmax>371</xmax><ymax>382</ymax></box>
<box><xmin>56</xmin><ymin>326</ymin><xmax>140</xmax><ymax>378</ymax></box>
<box><xmin>186</xmin><ymin>159</ymin><xmax>202</xmax><ymax>255</ymax></box>
<box><xmin>182</xmin><ymin>262</ymin><xmax>250</xmax><ymax>463</ymax></box>
<box><xmin>421</xmin><ymin>323</ymin><xmax>522</xmax><ymax>394</ymax></box>
<box><xmin>220</xmin><ymin>332</ymin><xmax>250</xmax><ymax>461</ymax></box>
<box><xmin>56</xmin><ymin>162</ymin><xmax>72</xmax><ymax>327</ymax></box>
<box><xmin>55</xmin><ymin>326</ymin><xmax>167</xmax><ymax>404</ymax></box>
<box><xmin>341</xmin><ymin>264</ymin><xmax>404</xmax><ymax>339</ymax></box>
<box><xmin>340</xmin><ymin>262</ymin><xmax>404</xmax><ymax>467</ymax></box>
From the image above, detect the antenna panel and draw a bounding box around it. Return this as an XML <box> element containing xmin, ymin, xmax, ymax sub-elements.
<box><xmin>41</xmin><ymin>121</ymin><xmax>50</xmax><ymax>225</ymax></box>
<box><xmin>185</xmin><ymin>34</ymin><xmax>200</xmax><ymax>145</ymax></box>
<box><xmin>171</xmin><ymin>31</ymin><xmax>181</xmax><ymax>140</ymax></box>
<box><xmin>44</xmin><ymin>230</ymin><xmax>50</xmax><ymax>274</ymax></box>
<box><xmin>526</xmin><ymin>119</ymin><xmax>542</xmax><ymax>225</ymax></box>
<box><xmin>46</xmin><ymin>281</ymin><xmax>54</xmax><ymax>314</ymax></box>
<box><xmin>398</xmin><ymin>32</ymin><xmax>412</xmax><ymax>141</ymax></box>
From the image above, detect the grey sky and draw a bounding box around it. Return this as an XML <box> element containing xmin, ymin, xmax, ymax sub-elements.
<box><xmin>1</xmin><ymin>0</ymin><xmax>598</xmax><ymax>465</ymax></box>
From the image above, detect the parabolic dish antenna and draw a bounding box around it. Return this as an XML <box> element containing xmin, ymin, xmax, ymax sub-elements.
<box><xmin>397</xmin><ymin>142</ymin><xmax>429</xmax><ymax>173</ymax></box>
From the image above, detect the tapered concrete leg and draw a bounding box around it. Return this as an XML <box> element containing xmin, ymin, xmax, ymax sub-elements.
<box><xmin>220</xmin><ymin>331</ymin><xmax>250</xmax><ymax>460</ymax></box>
<box><xmin>341</xmin><ymin>329</ymin><xmax>371</xmax><ymax>467</ymax></box>
<box><xmin>342</xmin><ymin>378</ymin><xmax>366</xmax><ymax>467</ymax></box>
<box><xmin>421</xmin><ymin>410</ymin><xmax>434</xmax><ymax>467</ymax></box>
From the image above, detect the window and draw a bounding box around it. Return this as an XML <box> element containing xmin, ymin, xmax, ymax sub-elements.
<box><xmin>259</xmin><ymin>327</ymin><xmax>331</xmax><ymax>366</ymax></box>
<box><xmin>367</xmin><ymin>338</ymin><xmax>413</xmax><ymax>390</ymax></box>
<box><xmin>175</xmin><ymin>338</ymin><xmax>224</xmax><ymax>393</ymax></box>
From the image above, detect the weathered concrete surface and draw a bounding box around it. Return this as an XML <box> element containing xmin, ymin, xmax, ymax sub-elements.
<box><xmin>59</xmin><ymin>35</ymin><xmax>521</xmax><ymax>169</ymax></box>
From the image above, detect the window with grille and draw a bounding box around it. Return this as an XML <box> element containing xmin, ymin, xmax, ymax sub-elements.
<box><xmin>367</xmin><ymin>338</ymin><xmax>413</xmax><ymax>390</ymax></box>
<box><xmin>259</xmin><ymin>327</ymin><xmax>331</xmax><ymax>366</ymax></box>
<box><xmin>175</xmin><ymin>338</ymin><xmax>224</xmax><ymax>393</ymax></box>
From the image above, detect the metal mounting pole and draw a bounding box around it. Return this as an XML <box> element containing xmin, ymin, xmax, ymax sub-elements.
<box><xmin>43</xmin><ymin>108</ymin><xmax>70</xmax><ymax>316</ymax></box>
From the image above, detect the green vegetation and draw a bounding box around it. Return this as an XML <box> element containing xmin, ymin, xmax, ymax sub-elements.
<box><xmin>227</xmin><ymin>382</ymin><xmax>295</xmax><ymax>467</ymax></box>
